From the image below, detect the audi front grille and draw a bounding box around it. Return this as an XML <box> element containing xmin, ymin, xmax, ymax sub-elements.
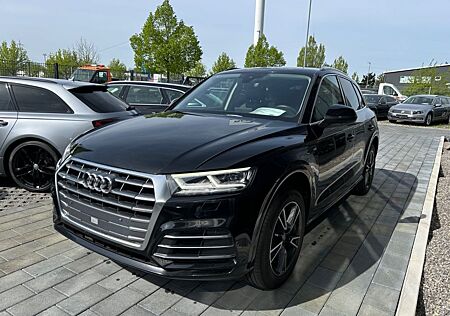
<box><xmin>56</xmin><ymin>157</ymin><xmax>168</xmax><ymax>250</ymax></box>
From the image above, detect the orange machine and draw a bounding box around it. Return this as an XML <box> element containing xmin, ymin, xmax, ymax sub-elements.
<box><xmin>70</xmin><ymin>65</ymin><xmax>112</xmax><ymax>84</ymax></box>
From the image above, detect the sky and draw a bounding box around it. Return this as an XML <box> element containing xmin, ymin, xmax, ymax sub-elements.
<box><xmin>1</xmin><ymin>0</ymin><xmax>449</xmax><ymax>76</ymax></box>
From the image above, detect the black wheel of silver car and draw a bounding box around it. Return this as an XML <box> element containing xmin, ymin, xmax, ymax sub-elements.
<box><xmin>353</xmin><ymin>144</ymin><xmax>376</xmax><ymax>196</ymax></box>
<box><xmin>425</xmin><ymin>113</ymin><xmax>432</xmax><ymax>126</ymax></box>
<box><xmin>247</xmin><ymin>189</ymin><xmax>305</xmax><ymax>289</ymax></box>
<box><xmin>8</xmin><ymin>141</ymin><xmax>58</xmax><ymax>192</ymax></box>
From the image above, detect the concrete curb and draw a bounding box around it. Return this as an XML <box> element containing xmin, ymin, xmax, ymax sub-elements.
<box><xmin>395</xmin><ymin>136</ymin><xmax>445</xmax><ymax>316</ymax></box>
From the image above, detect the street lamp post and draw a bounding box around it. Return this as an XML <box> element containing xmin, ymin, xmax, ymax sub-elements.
<box><xmin>366</xmin><ymin>62</ymin><xmax>371</xmax><ymax>88</ymax></box>
<box><xmin>254</xmin><ymin>0</ymin><xmax>266</xmax><ymax>45</ymax></box>
<box><xmin>303</xmin><ymin>0</ymin><xmax>313</xmax><ymax>67</ymax></box>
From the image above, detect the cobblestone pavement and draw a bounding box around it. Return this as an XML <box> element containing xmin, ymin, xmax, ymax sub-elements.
<box><xmin>0</xmin><ymin>124</ymin><xmax>447</xmax><ymax>316</ymax></box>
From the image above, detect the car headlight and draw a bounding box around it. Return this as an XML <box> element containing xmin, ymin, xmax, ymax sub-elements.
<box><xmin>413</xmin><ymin>111</ymin><xmax>423</xmax><ymax>115</ymax></box>
<box><xmin>170</xmin><ymin>167</ymin><xmax>254</xmax><ymax>195</ymax></box>
<box><xmin>57</xmin><ymin>142</ymin><xmax>75</xmax><ymax>168</ymax></box>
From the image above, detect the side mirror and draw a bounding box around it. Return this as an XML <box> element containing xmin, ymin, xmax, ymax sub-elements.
<box><xmin>322</xmin><ymin>105</ymin><xmax>357</xmax><ymax>127</ymax></box>
<box><xmin>435</xmin><ymin>103</ymin><xmax>442</xmax><ymax>107</ymax></box>
<box><xmin>169</xmin><ymin>98</ymin><xmax>179</xmax><ymax>106</ymax></box>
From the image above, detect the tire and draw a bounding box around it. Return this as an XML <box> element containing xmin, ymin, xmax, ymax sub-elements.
<box><xmin>247</xmin><ymin>189</ymin><xmax>306</xmax><ymax>290</ymax></box>
<box><xmin>353</xmin><ymin>144</ymin><xmax>376</xmax><ymax>196</ymax></box>
<box><xmin>424</xmin><ymin>113</ymin><xmax>432</xmax><ymax>126</ymax></box>
<box><xmin>8</xmin><ymin>141</ymin><xmax>59</xmax><ymax>192</ymax></box>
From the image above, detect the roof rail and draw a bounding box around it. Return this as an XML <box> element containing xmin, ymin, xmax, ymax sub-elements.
<box><xmin>0</xmin><ymin>76</ymin><xmax>58</xmax><ymax>84</ymax></box>
<box><xmin>319</xmin><ymin>67</ymin><xmax>347</xmax><ymax>75</ymax></box>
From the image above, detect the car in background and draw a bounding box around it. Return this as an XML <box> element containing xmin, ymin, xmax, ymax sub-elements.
<box><xmin>54</xmin><ymin>67</ymin><xmax>379</xmax><ymax>289</ymax></box>
<box><xmin>360</xmin><ymin>83</ymin><xmax>407</xmax><ymax>101</ymax></box>
<box><xmin>107</xmin><ymin>81</ymin><xmax>190</xmax><ymax>114</ymax></box>
<box><xmin>364</xmin><ymin>94</ymin><xmax>398</xmax><ymax>118</ymax></box>
<box><xmin>388</xmin><ymin>95</ymin><xmax>450</xmax><ymax>126</ymax></box>
<box><xmin>0</xmin><ymin>77</ymin><xmax>137</xmax><ymax>192</ymax></box>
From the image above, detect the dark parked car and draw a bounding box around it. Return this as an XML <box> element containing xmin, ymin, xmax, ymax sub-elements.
<box><xmin>53</xmin><ymin>68</ymin><xmax>379</xmax><ymax>289</ymax></box>
<box><xmin>388</xmin><ymin>95</ymin><xmax>450</xmax><ymax>125</ymax></box>
<box><xmin>107</xmin><ymin>81</ymin><xmax>190</xmax><ymax>114</ymax></box>
<box><xmin>364</xmin><ymin>94</ymin><xmax>398</xmax><ymax>118</ymax></box>
<box><xmin>0</xmin><ymin>77</ymin><xmax>136</xmax><ymax>192</ymax></box>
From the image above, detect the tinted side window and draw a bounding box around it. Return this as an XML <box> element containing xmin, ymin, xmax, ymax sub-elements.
<box><xmin>165</xmin><ymin>89</ymin><xmax>184</xmax><ymax>102</ymax></box>
<box><xmin>439</xmin><ymin>97</ymin><xmax>447</xmax><ymax>105</ymax></box>
<box><xmin>107</xmin><ymin>85</ymin><xmax>124</xmax><ymax>97</ymax></box>
<box><xmin>340</xmin><ymin>78</ymin><xmax>360</xmax><ymax>111</ymax></box>
<box><xmin>12</xmin><ymin>85</ymin><xmax>71</xmax><ymax>113</ymax></box>
<box><xmin>0</xmin><ymin>83</ymin><xmax>14</xmax><ymax>112</ymax></box>
<box><xmin>126</xmin><ymin>86</ymin><xmax>163</xmax><ymax>104</ymax></box>
<box><xmin>312</xmin><ymin>76</ymin><xmax>344</xmax><ymax>122</ymax></box>
<box><xmin>352</xmin><ymin>83</ymin><xmax>365</xmax><ymax>108</ymax></box>
<box><xmin>71</xmin><ymin>89</ymin><xmax>127</xmax><ymax>113</ymax></box>
<box><xmin>386</xmin><ymin>96</ymin><xmax>396</xmax><ymax>103</ymax></box>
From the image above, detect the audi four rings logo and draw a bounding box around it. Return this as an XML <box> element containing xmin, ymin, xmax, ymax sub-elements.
<box><xmin>82</xmin><ymin>170</ymin><xmax>115</xmax><ymax>194</ymax></box>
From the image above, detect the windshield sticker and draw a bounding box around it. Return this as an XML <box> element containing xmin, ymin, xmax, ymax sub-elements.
<box><xmin>250</xmin><ymin>107</ymin><xmax>286</xmax><ymax>116</ymax></box>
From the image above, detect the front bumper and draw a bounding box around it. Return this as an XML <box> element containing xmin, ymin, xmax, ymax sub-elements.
<box><xmin>387</xmin><ymin>112</ymin><xmax>426</xmax><ymax>123</ymax></box>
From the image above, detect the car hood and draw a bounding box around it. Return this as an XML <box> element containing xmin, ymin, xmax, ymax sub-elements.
<box><xmin>392</xmin><ymin>103</ymin><xmax>432</xmax><ymax>111</ymax></box>
<box><xmin>70</xmin><ymin>111</ymin><xmax>300</xmax><ymax>174</ymax></box>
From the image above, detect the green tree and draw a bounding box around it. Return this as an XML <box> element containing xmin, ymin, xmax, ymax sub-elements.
<box><xmin>186</xmin><ymin>61</ymin><xmax>207</xmax><ymax>77</ymax></box>
<box><xmin>376</xmin><ymin>73</ymin><xmax>385</xmax><ymax>85</ymax></box>
<box><xmin>211</xmin><ymin>52</ymin><xmax>236</xmax><ymax>74</ymax></box>
<box><xmin>404</xmin><ymin>68</ymin><xmax>450</xmax><ymax>96</ymax></box>
<box><xmin>0</xmin><ymin>40</ymin><xmax>28</xmax><ymax>76</ymax></box>
<box><xmin>361</xmin><ymin>72</ymin><xmax>376</xmax><ymax>88</ymax></box>
<box><xmin>130</xmin><ymin>0</ymin><xmax>202</xmax><ymax>81</ymax></box>
<box><xmin>244</xmin><ymin>35</ymin><xmax>286</xmax><ymax>68</ymax></box>
<box><xmin>74</xmin><ymin>37</ymin><xmax>99</xmax><ymax>65</ymax></box>
<box><xmin>45</xmin><ymin>48</ymin><xmax>79</xmax><ymax>79</ymax></box>
<box><xmin>351</xmin><ymin>72</ymin><xmax>360</xmax><ymax>83</ymax></box>
<box><xmin>297</xmin><ymin>35</ymin><xmax>325</xmax><ymax>68</ymax></box>
<box><xmin>332</xmin><ymin>56</ymin><xmax>348</xmax><ymax>74</ymax></box>
<box><xmin>108</xmin><ymin>58</ymin><xmax>127</xmax><ymax>79</ymax></box>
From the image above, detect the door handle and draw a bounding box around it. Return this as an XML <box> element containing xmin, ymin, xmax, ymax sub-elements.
<box><xmin>347</xmin><ymin>134</ymin><xmax>355</xmax><ymax>141</ymax></box>
<box><xmin>0</xmin><ymin>120</ymin><xmax>8</xmax><ymax>127</ymax></box>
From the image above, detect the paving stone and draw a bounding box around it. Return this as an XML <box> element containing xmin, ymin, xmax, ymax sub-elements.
<box><xmin>306</xmin><ymin>267</ymin><xmax>343</xmax><ymax>291</ymax></box>
<box><xmin>97</xmin><ymin>269</ymin><xmax>138</xmax><ymax>292</ymax></box>
<box><xmin>138</xmin><ymin>287</ymin><xmax>189</xmax><ymax>315</ymax></box>
<box><xmin>23</xmin><ymin>254</ymin><xmax>73</xmax><ymax>277</ymax></box>
<box><xmin>38</xmin><ymin>306</ymin><xmax>70</xmax><ymax>316</ymax></box>
<box><xmin>201</xmin><ymin>306</ymin><xmax>241</xmax><ymax>316</ymax></box>
<box><xmin>213</xmin><ymin>284</ymin><xmax>263</xmax><ymax>312</ymax></box>
<box><xmin>53</xmin><ymin>269</ymin><xmax>106</xmax><ymax>296</ymax></box>
<box><xmin>90</xmin><ymin>287</ymin><xmax>144</xmax><ymax>316</ymax></box>
<box><xmin>357</xmin><ymin>303</ymin><xmax>390</xmax><ymax>316</ymax></box>
<box><xmin>320</xmin><ymin>252</ymin><xmax>352</xmax><ymax>273</ymax></box>
<box><xmin>0</xmin><ymin>238</ymin><xmax>20</xmax><ymax>252</ymax></box>
<box><xmin>0</xmin><ymin>285</ymin><xmax>34</xmax><ymax>310</ymax></box>
<box><xmin>318</xmin><ymin>306</ymin><xmax>349</xmax><ymax>316</ymax></box>
<box><xmin>12</xmin><ymin>228</ymin><xmax>55</xmax><ymax>244</ymax></box>
<box><xmin>36</xmin><ymin>240</ymin><xmax>78</xmax><ymax>259</ymax></box>
<box><xmin>0</xmin><ymin>229</ymin><xmax>20</xmax><ymax>241</ymax></box>
<box><xmin>323</xmin><ymin>286</ymin><xmax>366</xmax><ymax>315</ymax></box>
<box><xmin>0</xmin><ymin>252</ymin><xmax>46</xmax><ymax>274</ymax></box>
<box><xmin>127</xmin><ymin>275</ymin><xmax>169</xmax><ymax>296</ymax></box>
<box><xmin>122</xmin><ymin>305</ymin><xmax>157</xmax><ymax>316</ymax></box>
<box><xmin>0</xmin><ymin>240</ymin><xmax>43</xmax><ymax>260</ymax></box>
<box><xmin>7</xmin><ymin>288</ymin><xmax>66</xmax><ymax>316</ymax></box>
<box><xmin>372</xmin><ymin>265</ymin><xmax>406</xmax><ymax>290</ymax></box>
<box><xmin>13</xmin><ymin>218</ymin><xmax>53</xmax><ymax>235</ymax></box>
<box><xmin>64</xmin><ymin>253</ymin><xmax>105</xmax><ymax>274</ymax></box>
<box><xmin>361</xmin><ymin>283</ymin><xmax>400</xmax><ymax>313</ymax></box>
<box><xmin>61</xmin><ymin>246</ymin><xmax>90</xmax><ymax>261</ymax></box>
<box><xmin>91</xmin><ymin>260</ymin><xmax>122</xmax><ymax>277</ymax></box>
<box><xmin>0</xmin><ymin>270</ymin><xmax>33</xmax><ymax>293</ymax></box>
<box><xmin>24</xmin><ymin>267</ymin><xmax>76</xmax><ymax>293</ymax></box>
<box><xmin>57</xmin><ymin>284</ymin><xmax>112</xmax><ymax>315</ymax></box>
<box><xmin>284</xmin><ymin>282</ymin><xmax>331</xmax><ymax>314</ymax></box>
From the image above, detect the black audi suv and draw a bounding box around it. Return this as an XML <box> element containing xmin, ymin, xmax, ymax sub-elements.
<box><xmin>53</xmin><ymin>67</ymin><xmax>379</xmax><ymax>289</ymax></box>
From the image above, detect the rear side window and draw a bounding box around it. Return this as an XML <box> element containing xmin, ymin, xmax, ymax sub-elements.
<box><xmin>312</xmin><ymin>76</ymin><xmax>344</xmax><ymax>122</ymax></box>
<box><xmin>126</xmin><ymin>86</ymin><xmax>164</xmax><ymax>104</ymax></box>
<box><xmin>107</xmin><ymin>85</ymin><xmax>124</xmax><ymax>98</ymax></box>
<box><xmin>12</xmin><ymin>85</ymin><xmax>72</xmax><ymax>113</ymax></box>
<box><xmin>72</xmin><ymin>88</ymin><xmax>127</xmax><ymax>113</ymax></box>
<box><xmin>0</xmin><ymin>83</ymin><xmax>14</xmax><ymax>112</ymax></box>
<box><xmin>165</xmin><ymin>89</ymin><xmax>183</xmax><ymax>102</ymax></box>
<box><xmin>340</xmin><ymin>78</ymin><xmax>360</xmax><ymax>111</ymax></box>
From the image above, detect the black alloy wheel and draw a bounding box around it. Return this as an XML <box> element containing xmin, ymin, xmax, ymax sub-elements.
<box><xmin>425</xmin><ymin>113</ymin><xmax>432</xmax><ymax>126</ymax></box>
<box><xmin>353</xmin><ymin>145</ymin><xmax>376</xmax><ymax>195</ymax></box>
<box><xmin>248</xmin><ymin>190</ymin><xmax>305</xmax><ymax>289</ymax></box>
<box><xmin>8</xmin><ymin>141</ymin><xmax>58</xmax><ymax>192</ymax></box>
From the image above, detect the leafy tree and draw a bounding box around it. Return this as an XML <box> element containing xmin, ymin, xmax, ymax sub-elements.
<box><xmin>186</xmin><ymin>61</ymin><xmax>207</xmax><ymax>77</ymax></box>
<box><xmin>332</xmin><ymin>56</ymin><xmax>348</xmax><ymax>74</ymax></box>
<box><xmin>404</xmin><ymin>68</ymin><xmax>450</xmax><ymax>96</ymax></box>
<box><xmin>297</xmin><ymin>35</ymin><xmax>325</xmax><ymax>68</ymax></box>
<box><xmin>108</xmin><ymin>58</ymin><xmax>127</xmax><ymax>79</ymax></box>
<box><xmin>375</xmin><ymin>73</ymin><xmax>385</xmax><ymax>85</ymax></box>
<box><xmin>361</xmin><ymin>72</ymin><xmax>376</xmax><ymax>88</ymax></box>
<box><xmin>211</xmin><ymin>52</ymin><xmax>236</xmax><ymax>74</ymax></box>
<box><xmin>74</xmin><ymin>37</ymin><xmax>99</xmax><ymax>65</ymax></box>
<box><xmin>45</xmin><ymin>48</ymin><xmax>80</xmax><ymax>79</ymax></box>
<box><xmin>130</xmin><ymin>0</ymin><xmax>202</xmax><ymax>81</ymax></box>
<box><xmin>244</xmin><ymin>35</ymin><xmax>286</xmax><ymax>68</ymax></box>
<box><xmin>351</xmin><ymin>72</ymin><xmax>360</xmax><ymax>83</ymax></box>
<box><xmin>0</xmin><ymin>40</ymin><xmax>29</xmax><ymax>76</ymax></box>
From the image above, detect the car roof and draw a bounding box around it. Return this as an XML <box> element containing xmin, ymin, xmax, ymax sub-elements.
<box><xmin>219</xmin><ymin>67</ymin><xmax>347</xmax><ymax>77</ymax></box>
<box><xmin>363</xmin><ymin>94</ymin><xmax>390</xmax><ymax>97</ymax></box>
<box><xmin>108</xmin><ymin>81</ymin><xmax>190</xmax><ymax>91</ymax></box>
<box><xmin>409</xmin><ymin>94</ymin><xmax>439</xmax><ymax>98</ymax></box>
<box><xmin>0</xmin><ymin>76</ymin><xmax>102</xmax><ymax>90</ymax></box>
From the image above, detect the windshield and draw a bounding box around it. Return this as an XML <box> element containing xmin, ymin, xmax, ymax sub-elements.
<box><xmin>364</xmin><ymin>95</ymin><xmax>382</xmax><ymax>103</ymax></box>
<box><xmin>404</xmin><ymin>96</ymin><xmax>434</xmax><ymax>105</ymax></box>
<box><xmin>173</xmin><ymin>72</ymin><xmax>311</xmax><ymax>120</ymax></box>
<box><xmin>71</xmin><ymin>69</ymin><xmax>95</xmax><ymax>82</ymax></box>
